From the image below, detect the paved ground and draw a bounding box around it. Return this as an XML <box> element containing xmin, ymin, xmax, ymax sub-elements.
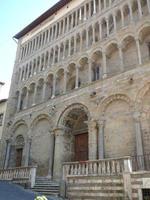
<box><xmin>0</xmin><ymin>181</ymin><xmax>64</xmax><ymax>200</ymax></box>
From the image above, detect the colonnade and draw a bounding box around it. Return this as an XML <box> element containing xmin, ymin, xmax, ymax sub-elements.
<box><xmin>18</xmin><ymin>0</ymin><xmax>150</xmax><ymax>83</ymax></box>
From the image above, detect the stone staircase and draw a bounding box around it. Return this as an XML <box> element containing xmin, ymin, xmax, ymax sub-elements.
<box><xmin>32</xmin><ymin>177</ymin><xmax>60</xmax><ymax>198</ymax></box>
<box><xmin>67</xmin><ymin>175</ymin><xmax>125</xmax><ymax>200</ymax></box>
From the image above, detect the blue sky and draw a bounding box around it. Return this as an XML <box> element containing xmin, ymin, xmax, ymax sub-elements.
<box><xmin>0</xmin><ymin>0</ymin><xmax>57</xmax><ymax>99</ymax></box>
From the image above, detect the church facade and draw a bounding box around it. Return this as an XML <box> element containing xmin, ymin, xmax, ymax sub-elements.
<box><xmin>1</xmin><ymin>0</ymin><xmax>150</xmax><ymax>198</ymax></box>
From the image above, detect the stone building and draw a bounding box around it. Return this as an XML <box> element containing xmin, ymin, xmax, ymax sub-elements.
<box><xmin>0</xmin><ymin>99</ymin><xmax>7</xmax><ymax>140</ymax></box>
<box><xmin>1</xmin><ymin>0</ymin><xmax>150</xmax><ymax>199</ymax></box>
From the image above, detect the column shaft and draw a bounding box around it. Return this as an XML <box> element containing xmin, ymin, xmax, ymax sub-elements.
<box><xmin>136</xmin><ymin>39</ymin><xmax>142</xmax><ymax>65</ymax></box>
<box><xmin>98</xmin><ymin>121</ymin><xmax>105</xmax><ymax>159</ymax></box>
<box><xmin>75</xmin><ymin>67</ymin><xmax>79</xmax><ymax>89</ymax></box>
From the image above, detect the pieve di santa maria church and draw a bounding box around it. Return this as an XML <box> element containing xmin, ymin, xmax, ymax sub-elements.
<box><xmin>1</xmin><ymin>0</ymin><xmax>150</xmax><ymax>199</ymax></box>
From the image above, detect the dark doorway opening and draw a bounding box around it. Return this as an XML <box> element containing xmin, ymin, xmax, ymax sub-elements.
<box><xmin>143</xmin><ymin>189</ymin><xmax>150</xmax><ymax>200</ymax></box>
<box><xmin>16</xmin><ymin>148</ymin><xmax>23</xmax><ymax>167</ymax></box>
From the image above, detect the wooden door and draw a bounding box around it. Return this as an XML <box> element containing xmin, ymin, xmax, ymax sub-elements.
<box><xmin>75</xmin><ymin>133</ymin><xmax>88</xmax><ymax>161</ymax></box>
<box><xmin>16</xmin><ymin>148</ymin><xmax>23</xmax><ymax>167</ymax></box>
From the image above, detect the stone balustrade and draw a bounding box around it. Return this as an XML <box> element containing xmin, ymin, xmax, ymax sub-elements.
<box><xmin>62</xmin><ymin>157</ymin><xmax>132</xmax><ymax>180</ymax></box>
<box><xmin>0</xmin><ymin>166</ymin><xmax>37</xmax><ymax>188</ymax></box>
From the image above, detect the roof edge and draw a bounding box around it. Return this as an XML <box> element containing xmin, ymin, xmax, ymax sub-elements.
<box><xmin>14</xmin><ymin>0</ymin><xmax>72</xmax><ymax>39</ymax></box>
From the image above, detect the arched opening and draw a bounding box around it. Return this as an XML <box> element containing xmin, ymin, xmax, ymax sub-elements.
<box><xmin>139</xmin><ymin>26</ymin><xmax>150</xmax><ymax>63</ymax></box>
<box><xmin>116</xmin><ymin>10</ymin><xmax>122</xmax><ymax>31</ymax></box>
<box><xmin>82</xmin><ymin>30</ymin><xmax>87</xmax><ymax>49</ymax></box>
<box><xmin>36</xmin><ymin>79</ymin><xmax>44</xmax><ymax>104</ymax></box>
<box><xmin>108</xmin><ymin>15</ymin><xmax>114</xmax><ymax>34</ymax></box>
<box><xmin>140</xmin><ymin>86</ymin><xmax>150</xmax><ymax>155</ymax></box>
<box><xmin>132</xmin><ymin>0</ymin><xmax>139</xmax><ymax>22</ymax></box>
<box><xmin>122</xmin><ymin>36</ymin><xmax>138</xmax><ymax>70</ymax></box>
<box><xmin>95</xmin><ymin>22</ymin><xmax>100</xmax><ymax>42</ymax></box>
<box><xmin>56</xmin><ymin>69</ymin><xmax>64</xmax><ymax>96</ymax></box>
<box><xmin>91</xmin><ymin>50</ymin><xmax>103</xmax><ymax>81</ymax></box>
<box><xmin>101</xmin><ymin>18</ymin><xmax>107</xmax><ymax>39</ymax></box>
<box><xmin>88</xmin><ymin>26</ymin><xmax>93</xmax><ymax>46</ymax></box>
<box><xmin>67</xmin><ymin>63</ymin><xmax>76</xmax><ymax>91</ymax></box>
<box><xmin>106</xmin><ymin>43</ymin><xmax>120</xmax><ymax>75</ymax></box>
<box><xmin>30</xmin><ymin>117</ymin><xmax>53</xmax><ymax>176</ymax></box>
<box><xmin>103</xmin><ymin>97</ymin><xmax>135</xmax><ymax>158</ymax></box>
<box><xmin>79</xmin><ymin>57</ymin><xmax>89</xmax><ymax>87</ymax></box>
<box><xmin>64</xmin><ymin>108</ymin><xmax>88</xmax><ymax>161</ymax></box>
<box><xmin>28</xmin><ymin>83</ymin><xmax>35</xmax><ymax>107</ymax></box>
<box><xmin>20</xmin><ymin>87</ymin><xmax>27</xmax><ymax>110</ymax></box>
<box><xmin>46</xmin><ymin>74</ymin><xmax>53</xmax><ymax>100</ymax></box>
<box><xmin>8</xmin><ymin>124</ymin><xmax>27</xmax><ymax>168</ymax></box>
<box><xmin>123</xmin><ymin>5</ymin><xmax>130</xmax><ymax>26</ymax></box>
<box><xmin>141</xmin><ymin>0</ymin><xmax>149</xmax><ymax>16</ymax></box>
<box><xmin>76</xmin><ymin>33</ymin><xmax>81</xmax><ymax>52</ymax></box>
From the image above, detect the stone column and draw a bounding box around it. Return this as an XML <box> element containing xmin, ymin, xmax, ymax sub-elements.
<box><xmin>62</xmin><ymin>19</ymin><xmax>65</xmax><ymax>34</ymax></box>
<box><xmin>67</xmin><ymin>16</ymin><xmax>69</xmax><ymax>31</ymax></box>
<box><xmin>92</xmin><ymin>25</ymin><xmax>95</xmax><ymax>44</ymax></box>
<box><xmin>136</xmin><ymin>38</ymin><xmax>142</xmax><ymax>65</ymax></box>
<box><xmin>88</xmin><ymin>120</ymin><xmax>98</xmax><ymax>160</ymax></box>
<box><xmin>52</xmin><ymin>48</ymin><xmax>56</xmax><ymax>65</ymax></box>
<box><xmin>86</xmin><ymin>29</ymin><xmax>89</xmax><ymax>48</ymax></box>
<box><xmin>4</xmin><ymin>139</ymin><xmax>12</xmax><ymax>169</ymax></box>
<box><xmin>102</xmin><ymin>51</ymin><xmax>107</xmax><ymax>78</ymax></box>
<box><xmin>88</xmin><ymin>59</ymin><xmax>92</xmax><ymax>83</ymax></box>
<box><xmin>106</xmin><ymin>18</ymin><xmax>109</xmax><ymax>36</ymax></box>
<box><xmin>75</xmin><ymin>66</ymin><xmax>79</xmax><ymax>89</ymax></box>
<box><xmin>53</xmin><ymin>127</ymin><xmax>65</xmax><ymax>180</ymax></box>
<box><xmin>68</xmin><ymin>39</ymin><xmax>71</xmax><ymax>56</ymax></box>
<box><xmin>52</xmin><ymin>75</ymin><xmax>56</xmax><ymax>98</ymax></box>
<box><xmin>84</xmin><ymin>4</ymin><xmax>87</xmax><ymax>20</ymax></box>
<box><xmin>58</xmin><ymin>46</ymin><xmax>61</xmax><ymax>62</ymax></box>
<box><xmin>147</xmin><ymin>0</ymin><xmax>150</xmax><ymax>13</ymax></box>
<box><xmin>118</xmin><ymin>44</ymin><xmax>124</xmax><ymax>72</ymax></box>
<box><xmin>32</xmin><ymin>84</ymin><xmax>37</xmax><ymax>106</ymax></box>
<box><xmin>99</xmin><ymin>0</ymin><xmax>101</xmax><ymax>11</ymax></box>
<box><xmin>42</xmin><ymin>81</ymin><xmax>47</xmax><ymax>102</ymax></box>
<box><xmin>24</xmin><ymin>137</ymin><xmax>32</xmax><ymax>167</ymax></box>
<box><xmin>104</xmin><ymin>0</ymin><xmax>106</xmax><ymax>9</ymax></box>
<box><xmin>64</xmin><ymin>70</ymin><xmax>67</xmax><ymax>93</ymax></box>
<box><xmin>137</xmin><ymin>0</ymin><xmax>142</xmax><ymax>18</ymax></box>
<box><xmin>93</xmin><ymin>0</ymin><xmax>96</xmax><ymax>14</ymax></box>
<box><xmin>128</xmin><ymin>2</ymin><xmax>133</xmax><ymax>22</ymax></box>
<box><xmin>48</xmin><ymin>132</ymin><xmax>55</xmax><ymax>179</ymax></box>
<box><xmin>17</xmin><ymin>92</ymin><xmax>22</xmax><ymax>112</ymax></box>
<box><xmin>24</xmin><ymin>89</ymin><xmax>29</xmax><ymax>109</ymax></box>
<box><xmin>133</xmin><ymin>112</ymin><xmax>144</xmax><ymax>157</ymax></box>
<box><xmin>99</xmin><ymin>22</ymin><xmax>102</xmax><ymax>40</ymax></box>
<box><xmin>79</xmin><ymin>8</ymin><xmax>82</xmax><ymax>21</ymax></box>
<box><xmin>121</xmin><ymin>9</ymin><xmax>125</xmax><ymax>27</ymax></box>
<box><xmin>113</xmin><ymin>14</ymin><xmax>117</xmax><ymax>32</ymax></box>
<box><xmin>97</xmin><ymin>120</ymin><xmax>105</xmax><ymax>159</ymax></box>
<box><xmin>89</xmin><ymin>2</ymin><xmax>91</xmax><ymax>17</ymax></box>
<box><xmin>75</xmin><ymin>10</ymin><xmax>78</xmax><ymax>26</ymax></box>
<box><xmin>74</xmin><ymin>36</ymin><xmax>77</xmax><ymax>53</ymax></box>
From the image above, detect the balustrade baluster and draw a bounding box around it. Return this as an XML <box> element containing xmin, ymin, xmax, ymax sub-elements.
<box><xmin>116</xmin><ymin>161</ymin><xmax>121</xmax><ymax>173</ymax></box>
<box><xmin>78</xmin><ymin>164</ymin><xmax>81</xmax><ymax>175</ymax></box>
<box><xmin>112</xmin><ymin>160</ymin><xmax>116</xmax><ymax>174</ymax></box>
<box><xmin>93</xmin><ymin>162</ymin><xmax>97</xmax><ymax>174</ymax></box>
<box><xmin>85</xmin><ymin>163</ymin><xmax>88</xmax><ymax>175</ymax></box>
<box><xmin>107</xmin><ymin>161</ymin><xmax>111</xmax><ymax>175</ymax></box>
<box><xmin>102</xmin><ymin>161</ymin><xmax>106</xmax><ymax>174</ymax></box>
<box><xmin>98</xmin><ymin>162</ymin><xmax>102</xmax><ymax>175</ymax></box>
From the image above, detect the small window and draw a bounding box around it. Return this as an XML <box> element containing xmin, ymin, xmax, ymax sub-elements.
<box><xmin>143</xmin><ymin>189</ymin><xmax>150</xmax><ymax>200</ymax></box>
<box><xmin>0</xmin><ymin>113</ymin><xmax>4</xmax><ymax>126</ymax></box>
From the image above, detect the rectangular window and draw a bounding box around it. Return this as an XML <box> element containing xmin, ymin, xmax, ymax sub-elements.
<box><xmin>143</xmin><ymin>189</ymin><xmax>150</xmax><ymax>200</ymax></box>
<box><xmin>0</xmin><ymin>113</ymin><xmax>4</xmax><ymax>126</ymax></box>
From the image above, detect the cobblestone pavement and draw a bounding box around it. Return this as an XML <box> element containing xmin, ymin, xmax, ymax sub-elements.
<box><xmin>0</xmin><ymin>181</ymin><xmax>64</xmax><ymax>200</ymax></box>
